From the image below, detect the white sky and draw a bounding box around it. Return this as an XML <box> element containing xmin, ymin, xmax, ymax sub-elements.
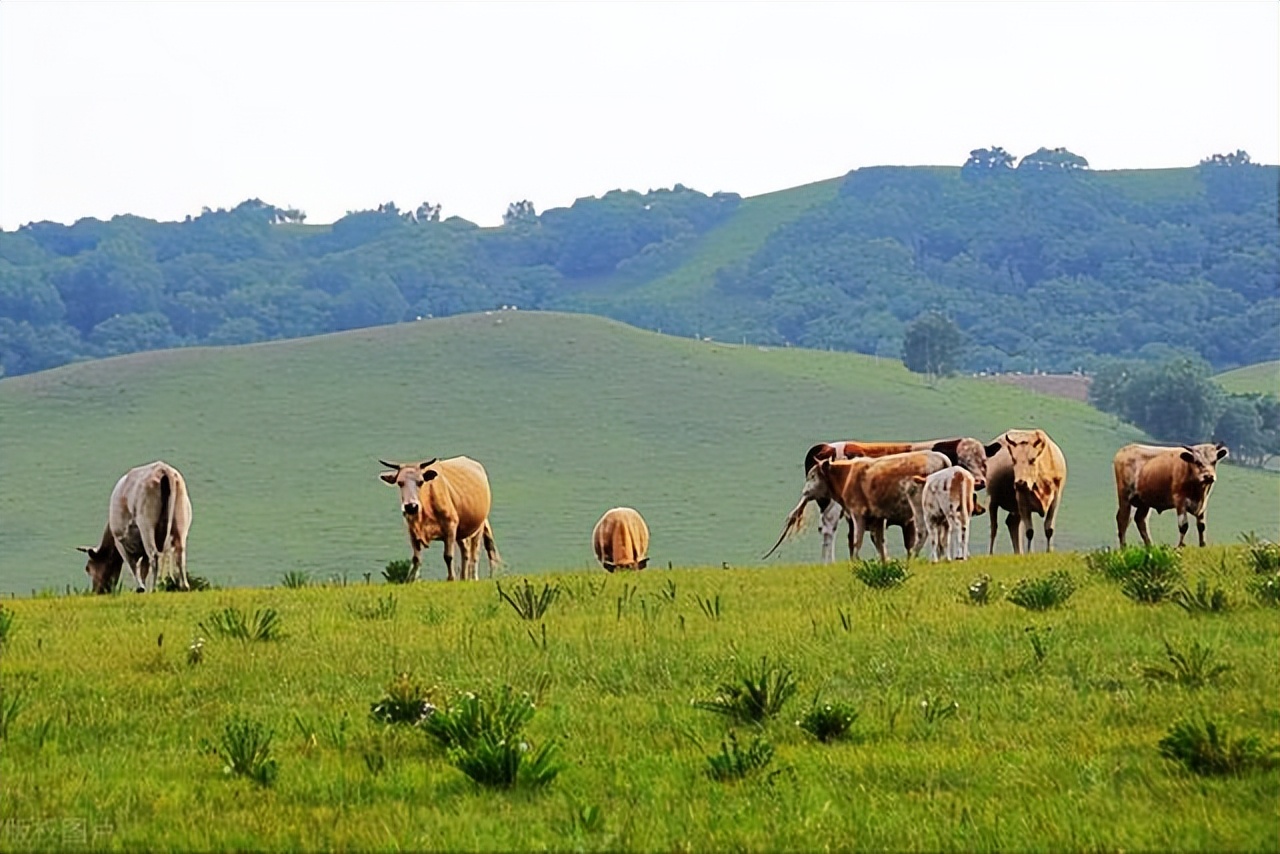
<box><xmin>1</xmin><ymin>1</ymin><xmax>1276</xmax><ymax>230</ymax></box>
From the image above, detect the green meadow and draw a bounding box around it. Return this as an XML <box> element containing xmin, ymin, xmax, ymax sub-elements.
<box><xmin>0</xmin><ymin>548</ymin><xmax>1277</xmax><ymax>851</ymax></box>
<box><xmin>1217</xmin><ymin>360</ymin><xmax>1280</xmax><ymax>398</ymax></box>
<box><xmin>1</xmin><ymin>311</ymin><xmax>1277</xmax><ymax>594</ymax></box>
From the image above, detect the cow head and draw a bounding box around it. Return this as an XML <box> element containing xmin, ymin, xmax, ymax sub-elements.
<box><xmin>379</xmin><ymin>459</ymin><xmax>440</xmax><ymax>516</ymax></box>
<box><xmin>78</xmin><ymin>545</ymin><xmax>122</xmax><ymax>594</ymax></box>
<box><xmin>1179</xmin><ymin>443</ymin><xmax>1228</xmax><ymax>486</ymax></box>
<box><xmin>954</xmin><ymin>438</ymin><xmax>989</xmax><ymax>489</ymax></box>
<box><xmin>1002</xmin><ymin>431</ymin><xmax>1048</xmax><ymax>497</ymax></box>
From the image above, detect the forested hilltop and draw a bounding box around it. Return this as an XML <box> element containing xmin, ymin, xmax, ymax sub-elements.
<box><xmin>1</xmin><ymin>148</ymin><xmax>1275</xmax><ymax>378</ymax></box>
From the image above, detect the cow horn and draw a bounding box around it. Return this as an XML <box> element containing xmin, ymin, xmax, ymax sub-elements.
<box><xmin>378</xmin><ymin>459</ymin><xmax>400</xmax><ymax>470</ymax></box>
<box><xmin>76</xmin><ymin>546</ymin><xmax>93</xmax><ymax>555</ymax></box>
<box><xmin>418</xmin><ymin>458</ymin><xmax>439</xmax><ymax>469</ymax></box>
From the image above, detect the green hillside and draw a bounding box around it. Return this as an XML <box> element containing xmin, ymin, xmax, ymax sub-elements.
<box><xmin>2</xmin><ymin>311</ymin><xmax>1277</xmax><ymax>594</ymax></box>
<box><xmin>1217</xmin><ymin>361</ymin><xmax>1280</xmax><ymax>397</ymax></box>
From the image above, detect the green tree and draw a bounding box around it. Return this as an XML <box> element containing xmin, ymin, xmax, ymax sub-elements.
<box><xmin>503</xmin><ymin>200</ymin><xmax>537</xmax><ymax>226</ymax></box>
<box><xmin>961</xmin><ymin>146</ymin><xmax>1015</xmax><ymax>180</ymax></box>
<box><xmin>902</xmin><ymin>311</ymin><xmax>966</xmax><ymax>379</ymax></box>
<box><xmin>1017</xmin><ymin>147</ymin><xmax>1089</xmax><ymax>172</ymax></box>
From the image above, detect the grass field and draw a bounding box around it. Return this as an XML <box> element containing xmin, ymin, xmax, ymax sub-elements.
<box><xmin>1</xmin><ymin>311</ymin><xmax>1277</xmax><ymax>594</ymax></box>
<box><xmin>0</xmin><ymin>547</ymin><xmax>1276</xmax><ymax>851</ymax></box>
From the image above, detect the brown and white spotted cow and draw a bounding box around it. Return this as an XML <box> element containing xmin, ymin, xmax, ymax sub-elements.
<box><xmin>80</xmin><ymin>460</ymin><xmax>193</xmax><ymax>593</ymax></box>
<box><xmin>592</xmin><ymin>507</ymin><xmax>650</xmax><ymax>571</ymax></box>
<box><xmin>800</xmin><ymin>437</ymin><xmax>994</xmax><ymax>562</ymax></box>
<box><xmin>379</xmin><ymin>456</ymin><xmax>500</xmax><ymax>581</ymax></box>
<box><xmin>911</xmin><ymin>466</ymin><xmax>984</xmax><ymax>562</ymax></box>
<box><xmin>767</xmin><ymin>450</ymin><xmax>951</xmax><ymax>562</ymax></box>
<box><xmin>1113</xmin><ymin>442</ymin><xmax>1229</xmax><ymax>548</ymax></box>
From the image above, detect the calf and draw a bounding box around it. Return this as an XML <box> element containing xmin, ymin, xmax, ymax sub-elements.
<box><xmin>1113</xmin><ymin>442</ymin><xmax>1229</xmax><ymax>547</ymax></box>
<box><xmin>592</xmin><ymin>507</ymin><xmax>650</xmax><ymax>571</ymax></box>
<box><xmin>80</xmin><ymin>461</ymin><xmax>193</xmax><ymax>593</ymax></box>
<box><xmin>911</xmin><ymin>466</ymin><xmax>983</xmax><ymax>562</ymax></box>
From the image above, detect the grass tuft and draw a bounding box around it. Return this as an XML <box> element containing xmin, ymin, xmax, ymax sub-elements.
<box><xmin>1171</xmin><ymin>577</ymin><xmax>1231</xmax><ymax>614</ymax></box>
<box><xmin>705</xmin><ymin>731</ymin><xmax>774</xmax><ymax>782</ymax></box>
<box><xmin>1158</xmin><ymin>717</ymin><xmax>1280</xmax><ymax>776</ymax></box>
<box><xmin>348</xmin><ymin>593</ymin><xmax>398</xmax><ymax>621</ymax></box>
<box><xmin>852</xmin><ymin>559</ymin><xmax>911</xmax><ymax>589</ymax></box>
<box><xmin>498</xmin><ymin>579</ymin><xmax>560</xmax><ymax>621</ymax></box>
<box><xmin>199</xmin><ymin>606</ymin><xmax>285</xmax><ymax>642</ymax></box>
<box><xmin>0</xmin><ymin>605</ymin><xmax>13</xmax><ymax>649</ymax></box>
<box><xmin>797</xmin><ymin>699</ymin><xmax>859</xmax><ymax>743</ymax></box>
<box><xmin>1142</xmin><ymin>640</ymin><xmax>1232</xmax><ymax>688</ymax></box>
<box><xmin>280</xmin><ymin>570</ymin><xmax>311</xmax><ymax>589</ymax></box>
<box><xmin>423</xmin><ymin>686</ymin><xmax>559</xmax><ymax>788</ymax></box>
<box><xmin>1006</xmin><ymin>570</ymin><xmax>1075</xmax><ymax>610</ymax></box>
<box><xmin>370</xmin><ymin>673</ymin><xmax>435</xmax><ymax>726</ymax></box>
<box><xmin>1086</xmin><ymin>545</ymin><xmax>1180</xmax><ymax>581</ymax></box>
<box><xmin>214</xmin><ymin>716</ymin><xmax>278</xmax><ymax>787</ymax></box>
<box><xmin>1240</xmin><ymin>532</ymin><xmax>1280</xmax><ymax>573</ymax></box>
<box><xmin>693</xmin><ymin>656</ymin><xmax>797</xmax><ymax>723</ymax></box>
<box><xmin>382</xmin><ymin>559</ymin><xmax>416</xmax><ymax>584</ymax></box>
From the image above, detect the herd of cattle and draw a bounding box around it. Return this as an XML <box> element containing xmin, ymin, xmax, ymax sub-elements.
<box><xmin>79</xmin><ymin>430</ymin><xmax>1230</xmax><ymax>593</ymax></box>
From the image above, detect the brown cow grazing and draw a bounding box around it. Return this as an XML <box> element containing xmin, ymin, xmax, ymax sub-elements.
<box><xmin>911</xmin><ymin>466</ymin><xmax>984</xmax><ymax>562</ymax></box>
<box><xmin>79</xmin><ymin>461</ymin><xmax>192</xmax><ymax>594</ymax></box>
<box><xmin>801</xmin><ymin>437</ymin><xmax>993</xmax><ymax>562</ymax></box>
<box><xmin>592</xmin><ymin>507</ymin><xmax>650</xmax><ymax>571</ymax></box>
<box><xmin>1113</xmin><ymin>442</ymin><xmax>1229</xmax><ymax>548</ymax></box>
<box><xmin>985</xmin><ymin>429</ymin><xmax>1067</xmax><ymax>555</ymax></box>
<box><xmin>379</xmin><ymin>456</ymin><xmax>500</xmax><ymax>581</ymax></box>
<box><xmin>767</xmin><ymin>450</ymin><xmax>950</xmax><ymax>562</ymax></box>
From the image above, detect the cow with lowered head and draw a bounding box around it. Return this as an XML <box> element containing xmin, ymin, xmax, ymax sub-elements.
<box><xmin>80</xmin><ymin>461</ymin><xmax>193</xmax><ymax>593</ymax></box>
<box><xmin>379</xmin><ymin>456</ymin><xmax>500</xmax><ymax>581</ymax></box>
<box><xmin>1113</xmin><ymin>442</ymin><xmax>1229</xmax><ymax>548</ymax></box>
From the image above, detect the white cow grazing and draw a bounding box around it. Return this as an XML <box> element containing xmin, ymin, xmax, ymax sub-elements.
<box><xmin>912</xmin><ymin>466</ymin><xmax>982</xmax><ymax>562</ymax></box>
<box><xmin>80</xmin><ymin>461</ymin><xmax>193</xmax><ymax>593</ymax></box>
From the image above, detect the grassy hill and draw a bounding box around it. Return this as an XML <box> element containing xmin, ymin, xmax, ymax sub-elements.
<box><xmin>1217</xmin><ymin>361</ymin><xmax>1280</xmax><ymax>397</ymax></box>
<box><xmin>2</xmin><ymin>311</ymin><xmax>1277</xmax><ymax>594</ymax></box>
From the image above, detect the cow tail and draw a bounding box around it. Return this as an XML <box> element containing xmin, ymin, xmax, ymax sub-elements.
<box><xmin>156</xmin><ymin>473</ymin><xmax>172</xmax><ymax>556</ymax></box>
<box><xmin>482</xmin><ymin>520</ymin><xmax>501</xmax><ymax>572</ymax></box>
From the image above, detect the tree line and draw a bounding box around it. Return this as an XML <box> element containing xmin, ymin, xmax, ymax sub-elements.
<box><xmin>1</xmin><ymin>149</ymin><xmax>1275</xmax><ymax>383</ymax></box>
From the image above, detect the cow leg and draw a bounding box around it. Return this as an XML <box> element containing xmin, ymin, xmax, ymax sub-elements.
<box><xmin>869</xmin><ymin>518</ymin><xmax>889</xmax><ymax>563</ymax></box>
<box><xmin>1043</xmin><ymin>497</ymin><xmax>1060</xmax><ymax>554</ymax></box>
<box><xmin>958</xmin><ymin>515</ymin><xmax>970</xmax><ymax>561</ymax></box>
<box><xmin>818</xmin><ymin>500</ymin><xmax>841</xmax><ymax>564</ymax></box>
<box><xmin>1174</xmin><ymin>509</ymin><xmax>1190</xmax><ymax>548</ymax></box>
<box><xmin>409</xmin><ymin>537</ymin><xmax>423</xmax><ymax>582</ymax></box>
<box><xmin>1005</xmin><ymin>511</ymin><xmax>1022</xmax><ymax>555</ymax></box>
<box><xmin>441</xmin><ymin>524</ymin><xmax>459</xmax><ymax>581</ymax></box>
<box><xmin>988</xmin><ymin>507</ymin><xmax>999</xmax><ymax>555</ymax></box>
<box><xmin>171</xmin><ymin>536</ymin><xmax>190</xmax><ymax>591</ymax></box>
<box><xmin>115</xmin><ymin>535</ymin><xmax>148</xmax><ymax>593</ymax></box>
<box><xmin>848</xmin><ymin>514</ymin><xmax>865</xmax><ymax>561</ymax></box>
<box><xmin>1116</xmin><ymin>503</ymin><xmax>1132</xmax><ymax>548</ymax></box>
<box><xmin>1133</xmin><ymin>506</ymin><xmax>1154</xmax><ymax>547</ymax></box>
<box><xmin>1195</xmin><ymin>512</ymin><xmax>1209</xmax><ymax>547</ymax></box>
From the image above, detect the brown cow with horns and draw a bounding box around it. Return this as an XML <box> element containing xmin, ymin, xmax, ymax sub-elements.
<box><xmin>379</xmin><ymin>456</ymin><xmax>500</xmax><ymax>581</ymax></box>
<box><xmin>1113</xmin><ymin>442</ymin><xmax>1229</xmax><ymax>548</ymax></box>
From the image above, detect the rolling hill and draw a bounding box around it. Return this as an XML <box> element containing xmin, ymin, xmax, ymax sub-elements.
<box><xmin>1217</xmin><ymin>360</ymin><xmax>1280</xmax><ymax>397</ymax></box>
<box><xmin>2</xmin><ymin>311</ymin><xmax>1277</xmax><ymax>594</ymax></box>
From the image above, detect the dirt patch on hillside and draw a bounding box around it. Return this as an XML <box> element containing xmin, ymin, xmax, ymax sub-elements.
<box><xmin>980</xmin><ymin>373</ymin><xmax>1092</xmax><ymax>402</ymax></box>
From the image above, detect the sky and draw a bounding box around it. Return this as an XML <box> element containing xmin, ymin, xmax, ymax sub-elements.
<box><xmin>1</xmin><ymin>1</ymin><xmax>1276</xmax><ymax>230</ymax></box>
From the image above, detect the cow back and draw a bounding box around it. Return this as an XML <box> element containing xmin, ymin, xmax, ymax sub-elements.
<box><xmin>422</xmin><ymin>456</ymin><xmax>493</xmax><ymax>539</ymax></box>
<box><xmin>845</xmin><ymin>450</ymin><xmax>950</xmax><ymax>523</ymax></box>
<box><xmin>593</xmin><ymin>507</ymin><xmax>650</xmax><ymax>570</ymax></box>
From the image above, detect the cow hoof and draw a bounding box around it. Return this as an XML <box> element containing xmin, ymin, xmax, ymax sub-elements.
<box><xmin>135</xmin><ymin>586</ymin><xmax>146</xmax><ymax>594</ymax></box>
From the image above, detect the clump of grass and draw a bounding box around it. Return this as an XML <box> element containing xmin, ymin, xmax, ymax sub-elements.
<box><xmin>159</xmin><ymin>574</ymin><xmax>212</xmax><ymax>592</ymax></box>
<box><xmin>1006</xmin><ymin>570</ymin><xmax>1075</xmax><ymax>610</ymax></box>
<box><xmin>918</xmin><ymin>695</ymin><xmax>960</xmax><ymax>726</ymax></box>
<box><xmin>1240</xmin><ymin>532</ymin><xmax>1280</xmax><ymax>573</ymax></box>
<box><xmin>705</xmin><ymin>731</ymin><xmax>774</xmax><ymax>782</ymax></box>
<box><xmin>187</xmin><ymin>636</ymin><xmax>205</xmax><ymax>666</ymax></box>
<box><xmin>1086</xmin><ymin>545</ymin><xmax>1180</xmax><ymax>582</ymax></box>
<box><xmin>423</xmin><ymin>687</ymin><xmax>560</xmax><ymax>788</ymax></box>
<box><xmin>1171</xmin><ymin>577</ymin><xmax>1231</xmax><ymax>615</ymax></box>
<box><xmin>213</xmin><ymin>716</ymin><xmax>278</xmax><ymax>787</ymax></box>
<box><xmin>853</xmin><ymin>558</ymin><xmax>911</xmax><ymax>589</ymax></box>
<box><xmin>1247</xmin><ymin>573</ymin><xmax>1280</xmax><ymax>608</ymax></box>
<box><xmin>1120</xmin><ymin>559</ymin><xmax>1184</xmax><ymax>605</ymax></box>
<box><xmin>498</xmin><ymin>578</ymin><xmax>560</xmax><ymax>621</ymax></box>
<box><xmin>693</xmin><ymin>656</ymin><xmax>797</xmax><ymax>723</ymax></box>
<box><xmin>694</xmin><ymin>592</ymin><xmax>722</xmax><ymax>620</ymax></box>
<box><xmin>1158</xmin><ymin>718</ymin><xmax>1280</xmax><ymax>777</ymax></box>
<box><xmin>382</xmin><ymin>559</ymin><xmax>415</xmax><ymax>585</ymax></box>
<box><xmin>199</xmin><ymin>606</ymin><xmax>285</xmax><ymax>642</ymax></box>
<box><xmin>966</xmin><ymin>574</ymin><xmax>993</xmax><ymax>606</ymax></box>
<box><xmin>280</xmin><ymin>570</ymin><xmax>310</xmax><ymax>589</ymax></box>
<box><xmin>1025</xmin><ymin>625</ymin><xmax>1053</xmax><ymax>667</ymax></box>
<box><xmin>797</xmin><ymin>699</ymin><xmax>859</xmax><ymax>743</ymax></box>
<box><xmin>370</xmin><ymin>673</ymin><xmax>435</xmax><ymax>726</ymax></box>
<box><xmin>349</xmin><ymin>593</ymin><xmax>398</xmax><ymax>621</ymax></box>
<box><xmin>1142</xmin><ymin>640</ymin><xmax>1231</xmax><ymax>689</ymax></box>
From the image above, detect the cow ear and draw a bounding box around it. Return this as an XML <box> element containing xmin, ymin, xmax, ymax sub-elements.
<box><xmin>76</xmin><ymin>545</ymin><xmax>94</xmax><ymax>556</ymax></box>
<box><xmin>912</xmin><ymin>475</ymin><xmax>927</xmax><ymax>484</ymax></box>
<box><xmin>379</xmin><ymin>471</ymin><xmax>398</xmax><ymax>484</ymax></box>
<box><xmin>1216</xmin><ymin>445</ymin><xmax>1229</xmax><ymax>460</ymax></box>
<box><xmin>637</xmin><ymin>558</ymin><xmax>649</xmax><ymax>570</ymax></box>
<box><xmin>1180</xmin><ymin>451</ymin><xmax>1195</xmax><ymax>463</ymax></box>
<box><xmin>984</xmin><ymin>441</ymin><xmax>1002</xmax><ymax>457</ymax></box>
<box><xmin>421</xmin><ymin>469</ymin><xmax>439</xmax><ymax>483</ymax></box>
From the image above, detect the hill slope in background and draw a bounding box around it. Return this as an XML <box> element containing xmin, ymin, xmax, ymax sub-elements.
<box><xmin>2</xmin><ymin>311</ymin><xmax>1277</xmax><ymax>593</ymax></box>
<box><xmin>1217</xmin><ymin>360</ymin><xmax>1280</xmax><ymax>397</ymax></box>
